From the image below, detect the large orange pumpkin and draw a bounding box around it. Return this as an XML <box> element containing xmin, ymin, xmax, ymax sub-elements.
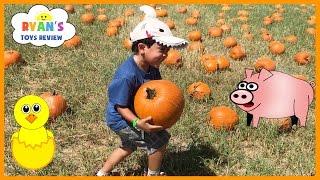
<box><xmin>203</xmin><ymin>59</ymin><xmax>218</xmax><ymax>73</ymax></box>
<box><xmin>269</xmin><ymin>41</ymin><xmax>285</xmax><ymax>54</ymax></box>
<box><xmin>191</xmin><ymin>10</ymin><xmax>201</xmax><ymax>19</ymax></box>
<box><xmin>81</xmin><ymin>13</ymin><xmax>95</xmax><ymax>24</ymax></box>
<box><xmin>223</xmin><ymin>36</ymin><xmax>237</xmax><ymax>48</ymax></box>
<box><xmin>177</xmin><ymin>6</ymin><xmax>187</xmax><ymax>14</ymax></box>
<box><xmin>208</xmin><ymin>27</ymin><xmax>223</xmax><ymax>37</ymax></box>
<box><xmin>40</xmin><ymin>91</ymin><xmax>67</xmax><ymax>119</ymax></box>
<box><xmin>284</xmin><ymin>35</ymin><xmax>298</xmax><ymax>44</ymax></box>
<box><xmin>123</xmin><ymin>38</ymin><xmax>132</xmax><ymax>50</ymax></box>
<box><xmin>254</xmin><ymin>57</ymin><xmax>276</xmax><ymax>72</ymax></box>
<box><xmin>97</xmin><ymin>14</ymin><xmax>108</xmax><ymax>22</ymax></box>
<box><xmin>216</xmin><ymin>56</ymin><xmax>230</xmax><ymax>70</ymax></box>
<box><xmin>220</xmin><ymin>24</ymin><xmax>231</xmax><ymax>32</ymax></box>
<box><xmin>106</xmin><ymin>27</ymin><xmax>118</xmax><ymax>37</ymax></box>
<box><xmin>4</xmin><ymin>50</ymin><xmax>22</xmax><ymax>69</ymax></box>
<box><xmin>64</xmin><ymin>5</ymin><xmax>75</xmax><ymax>14</ymax></box>
<box><xmin>294</xmin><ymin>52</ymin><xmax>311</xmax><ymax>65</ymax></box>
<box><xmin>163</xmin><ymin>49</ymin><xmax>182</xmax><ymax>68</ymax></box>
<box><xmin>166</xmin><ymin>19</ymin><xmax>175</xmax><ymax>30</ymax></box>
<box><xmin>200</xmin><ymin>54</ymin><xmax>215</xmax><ymax>64</ymax></box>
<box><xmin>262</xmin><ymin>32</ymin><xmax>273</xmax><ymax>41</ymax></box>
<box><xmin>134</xmin><ymin>80</ymin><xmax>184</xmax><ymax>129</ymax></box>
<box><xmin>156</xmin><ymin>9</ymin><xmax>168</xmax><ymax>17</ymax></box>
<box><xmin>185</xmin><ymin>17</ymin><xmax>198</xmax><ymax>25</ymax></box>
<box><xmin>229</xmin><ymin>45</ymin><xmax>246</xmax><ymax>60</ymax></box>
<box><xmin>187</xmin><ymin>41</ymin><xmax>205</xmax><ymax>53</ymax></box>
<box><xmin>188</xmin><ymin>31</ymin><xmax>202</xmax><ymax>41</ymax></box>
<box><xmin>209</xmin><ymin>106</ymin><xmax>239</xmax><ymax>130</ymax></box>
<box><xmin>187</xmin><ymin>82</ymin><xmax>211</xmax><ymax>100</ymax></box>
<box><xmin>63</xmin><ymin>35</ymin><xmax>81</xmax><ymax>48</ymax></box>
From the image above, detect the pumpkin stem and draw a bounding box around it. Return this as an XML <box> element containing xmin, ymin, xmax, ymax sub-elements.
<box><xmin>53</xmin><ymin>90</ymin><xmax>56</xmax><ymax>96</ymax></box>
<box><xmin>146</xmin><ymin>88</ymin><xmax>156</xmax><ymax>99</ymax></box>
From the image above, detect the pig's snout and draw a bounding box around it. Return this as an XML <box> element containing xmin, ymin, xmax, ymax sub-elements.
<box><xmin>230</xmin><ymin>90</ymin><xmax>253</xmax><ymax>105</ymax></box>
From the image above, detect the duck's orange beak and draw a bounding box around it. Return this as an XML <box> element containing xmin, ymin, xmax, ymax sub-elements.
<box><xmin>26</xmin><ymin>114</ymin><xmax>37</xmax><ymax>123</ymax></box>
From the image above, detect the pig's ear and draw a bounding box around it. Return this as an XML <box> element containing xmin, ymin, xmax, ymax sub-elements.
<box><xmin>245</xmin><ymin>69</ymin><xmax>254</xmax><ymax>78</ymax></box>
<box><xmin>258</xmin><ymin>68</ymin><xmax>273</xmax><ymax>81</ymax></box>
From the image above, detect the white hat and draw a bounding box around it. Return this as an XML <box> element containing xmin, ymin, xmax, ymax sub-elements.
<box><xmin>130</xmin><ymin>5</ymin><xmax>188</xmax><ymax>48</ymax></box>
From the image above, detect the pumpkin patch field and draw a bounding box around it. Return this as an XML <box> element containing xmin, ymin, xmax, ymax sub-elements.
<box><xmin>4</xmin><ymin>4</ymin><xmax>315</xmax><ymax>176</ymax></box>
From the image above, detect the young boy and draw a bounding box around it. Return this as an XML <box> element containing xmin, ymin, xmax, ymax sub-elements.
<box><xmin>96</xmin><ymin>5</ymin><xmax>187</xmax><ymax>176</ymax></box>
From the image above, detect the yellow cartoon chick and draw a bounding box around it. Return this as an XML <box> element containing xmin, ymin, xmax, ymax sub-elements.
<box><xmin>36</xmin><ymin>11</ymin><xmax>53</xmax><ymax>21</ymax></box>
<box><xmin>12</xmin><ymin>95</ymin><xmax>55</xmax><ymax>170</ymax></box>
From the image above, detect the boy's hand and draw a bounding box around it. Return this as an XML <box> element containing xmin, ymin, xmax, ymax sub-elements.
<box><xmin>137</xmin><ymin>116</ymin><xmax>164</xmax><ymax>133</ymax></box>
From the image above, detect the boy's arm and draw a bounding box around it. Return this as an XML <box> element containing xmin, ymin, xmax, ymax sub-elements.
<box><xmin>116</xmin><ymin>106</ymin><xmax>164</xmax><ymax>133</ymax></box>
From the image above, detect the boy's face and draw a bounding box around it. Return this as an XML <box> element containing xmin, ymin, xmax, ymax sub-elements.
<box><xmin>141</xmin><ymin>42</ymin><xmax>170</xmax><ymax>68</ymax></box>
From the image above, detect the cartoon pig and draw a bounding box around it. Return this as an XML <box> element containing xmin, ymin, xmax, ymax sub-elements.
<box><xmin>230</xmin><ymin>68</ymin><xmax>314</xmax><ymax>128</ymax></box>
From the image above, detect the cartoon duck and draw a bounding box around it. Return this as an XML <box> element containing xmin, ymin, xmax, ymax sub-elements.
<box><xmin>12</xmin><ymin>95</ymin><xmax>55</xmax><ymax>170</ymax></box>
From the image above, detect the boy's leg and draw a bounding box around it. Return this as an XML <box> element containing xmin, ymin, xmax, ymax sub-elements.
<box><xmin>147</xmin><ymin>144</ymin><xmax>167</xmax><ymax>176</ymax></box>
<box><xmin>98</xmin><ymin>147</ymin><xmax>133</xmax><ymax>175</ymax></box>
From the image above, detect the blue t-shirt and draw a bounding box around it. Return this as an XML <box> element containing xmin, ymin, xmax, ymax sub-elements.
<box><xmin>106</xmin><ymin>55</ymin><xmax>162</xmax><ymax>132</ymax></box>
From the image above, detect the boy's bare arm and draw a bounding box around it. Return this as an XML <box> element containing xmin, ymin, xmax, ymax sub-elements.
<box><xmin>116</xmin><ymin>106</ymin><xmax>164</xmax><ymax>133</ymax></box>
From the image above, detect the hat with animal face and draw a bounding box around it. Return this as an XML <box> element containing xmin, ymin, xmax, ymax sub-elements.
<box><xmin>130</xmin><ymin>5</ymin><xmax>188</xmax><ymax>48</ymax></box>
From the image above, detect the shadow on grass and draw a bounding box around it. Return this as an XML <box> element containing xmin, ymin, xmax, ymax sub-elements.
<box><xmin>126</xmin><ymin>142</ymin><xmax>222</xmax><ymax>176</ymax></box>
<box><xmin>161</xmin><ymin>143</ymin><xmax>220</xmax><ymax>176</ymax></box>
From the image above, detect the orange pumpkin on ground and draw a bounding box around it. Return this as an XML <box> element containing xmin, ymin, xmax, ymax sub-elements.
<box><xmin>185</xmin><ymin>17</ymin><xmax>198</xmax><ymax>25</ymax></box>
<box><xmin>40</xmin><ymin>91</ymin><xmax>67</xmax><ymax>119</ymax></box>
<box><xmin>123</xmin><ymin>38</ymin><xmax>132</xmax><ymax>50</ymax></box>
<box><xmin>63</xmin><ymin>35</ymin><xmax>81</xmax><ymax>48</ymax></box>
<box><xmin>200</xmin><ymin>54</ymin><xmax>215</xmax><ymax>64</ymax></box>
<box><xmin>229</xmin><ymin>45</ymin><xmax>246</xmax><ymax>60</ymax></box>
<box><xmin>223</xmin><ymin>36</ymin><xmax>237</xmax><ymax>48</ymax></box>
<box><xmin>177</xmin><ymin>6</ymin><xmax>187</xmax><ymax>14</ymax></box>
<box><xmin>191</xmin><ymin>10</ymin><xmax>201</xmax><ymax>19</ymax></box>
<box><xmin>294</xmin><ymin>52</ymin><xmax>311</xmax><ymax>65</ymax></box>
<box><xmin>306</xmin><ymin>27</ymin><xmax>315</xmax><ymax>35</ymax></box>
<box><xmin>188</xmin><ymin>31</ymin><xmax>202</xmax><ymax>41</ymax></box>
<box><xmin>84</xmin><ymin>4</ymin><xmax>93</xmax><ymax>11</ymax></box>
<box><xmin>4</xmin><ymin>50</ymin><xmax>22</xmax><ymax>69</ymax></box>
<box><xmin>156</xmin><ymin>9</ymin><xmax>168</xmax><ymax>17</ymax></box>
<box><xmin>220</xmin><ymin>24</ymin><xmax>231</xmax><ymax>32</ymax></box>
<box><xmin>254</xmin><ymin>57</ymin><xmax>276</xmax><ymax>72</ymax></box>
<box><xmin>203</xmin><ymin>59</ymin><xmax>218</xmax><ymax>73</ymax></box>
<box><xmin>216</xmin><ymin>56</ymin><xmax>230</xmax><ymax>70</ymax></box>
<box><xmin>263</xmin><ymin>16</ymin><xmax>273</xmax><ymax>25</ymax></box>
<box><xmin>187</xmin><ymin>82</ymin><xmax>211</xmax><ymax>100</ymax></box>
<box><xmin>187</xmin><ymin>41</ymin><xmax>205</xmax><ymax>53</ymax></box>
<box><xmin>81</xmin><ymin>13</ymin><xmax>95</xmax><ymax>24</ymax></box>
<box><xmin>97</xmin><ymin>14</ymin><xmax>108</xmax><ymax>22</ymax></box>
<box><xmin>243</xmin><ymin>32</ymin><xmax>254</xmax><ymax>41</ymax></box>
<box><xmin>209</xmin><ymin>106</ymin><xmax>239</xmax><ymax>130</ymax></box>
<box><xmin>269</xmin><ymin>41</ymin><xmax>285</xmax><ymax>55</ymax></box>
<box><xmin>262</xmin><ymin>32</ymin><xmax>273</xmax><ymax>41</ymax></box>
<box><xmin>134</xmin><ymin>80</ymin><xmax>184</xmax><ymax>129</ymax></box>
<box><xmin>106</xmin><ymin>27</ymin><xmax>118</xmax><ymax>37</ymax></box>
<box><xmin>64</xmin><ymin>5</ymin><xmax>75</xmax><ymax>14</ymax></box>
<box><xmin>166</xmin><ymin>19</ymin><xmax>175</xmax><ymax>29</ymax></box>
<box><xmin>208</xmin><ymin>27</ymin><xmax>223</xmax><ymax>37</ymax></box>
<box><xmin>163</xmin><ymin>49</ymin><xmax>182</xmax><ymax>68</ymax></box>
<box><xmin>284</xmin><ymin>35</ymin><xmax>298</xmax><ymax>43</ymax></box>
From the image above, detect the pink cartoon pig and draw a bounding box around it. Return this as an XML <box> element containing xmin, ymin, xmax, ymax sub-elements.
<box><xmin>230</xmin><ymin>68</ymin><xmax>314</xmax><ymax>128</ymax></box>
